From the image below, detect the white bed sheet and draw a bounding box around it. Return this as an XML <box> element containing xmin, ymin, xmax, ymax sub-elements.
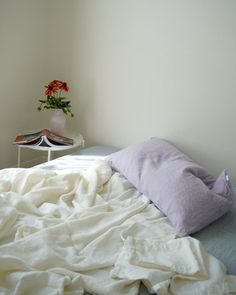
<box><xmin>0</xmin><ymin>158</ymin><xmax>236</xmax><ymax>295</ymax></box>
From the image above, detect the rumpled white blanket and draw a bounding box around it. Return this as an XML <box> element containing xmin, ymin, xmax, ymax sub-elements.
<box><xmin>0</xmin><ymin>160</ymin><xmax>235</xmax><ymax>295</ymax></box>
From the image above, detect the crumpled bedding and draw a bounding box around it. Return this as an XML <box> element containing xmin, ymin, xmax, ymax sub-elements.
<box><xmin>0</xmin><ymin>160</ymin><xmax>235</xmax><ymax>295</ymax></box>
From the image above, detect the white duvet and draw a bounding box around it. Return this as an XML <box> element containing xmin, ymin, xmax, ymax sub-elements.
<box><xmin>0</xmin><ymin>160</ymin><xmax>235</xmax><ymax>295</ymax></box>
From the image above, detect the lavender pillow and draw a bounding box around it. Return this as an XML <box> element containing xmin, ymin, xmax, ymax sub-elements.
<box><xmin>107</xmin><ymin>138</ymin><xmax>234</xmax><ymax>236</ymax></box>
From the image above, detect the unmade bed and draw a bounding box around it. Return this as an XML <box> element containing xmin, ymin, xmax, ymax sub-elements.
<box><xmin>36</xmin><ymin>145</ymin><xmax>236</xmax><ymax>276</ymax></box>
<box><xmin>0</xmin><ymin>144</ymin><xmax>235</xmax><ymax>295</ymax></box>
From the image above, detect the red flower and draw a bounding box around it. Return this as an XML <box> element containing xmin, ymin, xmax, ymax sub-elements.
<box><xmin>44</xmin><ymin>80</ymin><xmax>69</xmax><ymax>96</ymax></box>
<box><xmin>44</xmin><ymin>83</ymin><xmax>59</xmax><ymax>96</ymax></box>
<box><xmin>59</xmin><ymin>82</ymin><xmax>69</xmax><ymax>92</ymax></box>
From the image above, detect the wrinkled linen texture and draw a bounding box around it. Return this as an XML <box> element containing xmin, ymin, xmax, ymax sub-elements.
<box><xmin>0</xmin><ymin>160</ymin><xmax>235</xmax><ymax>295</ymax></box>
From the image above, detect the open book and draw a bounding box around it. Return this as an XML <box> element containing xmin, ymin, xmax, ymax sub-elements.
<box><xmin>13</xmin><ymin>129</ymin><xmax>74</xmax><ymax>147</ymax></box>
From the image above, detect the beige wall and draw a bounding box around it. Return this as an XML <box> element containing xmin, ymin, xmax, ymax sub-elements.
<box><xmin>1</xmin><ymin>0</ymin><xmax>236</xmax><ymax>181</ymax></box>
<box><xmin>47</xmin><ymin>0</ymin><xmax>236</xmax><ymax>181</ymax></box>
<box><xmin>0</xmin><ymin>0</ymin><xmax>51</xmax><ymax>167</ymax></box>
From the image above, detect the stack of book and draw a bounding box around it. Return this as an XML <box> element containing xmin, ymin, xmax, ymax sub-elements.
<box><xmin>13</xmin><ymin>129</ymin><xmax>74</xmax><ymax>147</ymax></box>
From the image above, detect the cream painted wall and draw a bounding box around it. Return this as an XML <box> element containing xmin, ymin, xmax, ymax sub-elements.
<box><xmin>0</xmin><ymin>0</ymin><xmax>51</xmax><ymax>167</ymax></box>
<box><xmin>48</xmin><ymin>0</ymin><xmax>236</xmax><ymax>181</ymax></box>
<box><xmin>1</xmin><ymin>0</ymin><xmax>236</xmax><ymax>182</ymax></box>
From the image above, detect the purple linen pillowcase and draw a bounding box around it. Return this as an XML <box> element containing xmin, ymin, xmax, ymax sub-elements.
<box><xmin>107</xmin><ymin>138</ymin><xmax>234</xmax><ymax>236</ymax></box>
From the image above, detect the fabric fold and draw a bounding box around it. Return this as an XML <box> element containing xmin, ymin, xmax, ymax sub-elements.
<box><xmin>112</xmin><ymin>236</ymin><xmax>236</xmax><ymax>295</ymax></box>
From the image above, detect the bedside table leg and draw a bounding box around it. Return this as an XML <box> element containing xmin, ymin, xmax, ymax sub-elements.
<box><xmin>48</xmin><ymin>149</ymin><xmax>51</xmax><ymax>161</ymax></box>
<box><xmin>17</xmin><ymin>146</ymin><xmax>21</xmax><ymax>168</ymax></box>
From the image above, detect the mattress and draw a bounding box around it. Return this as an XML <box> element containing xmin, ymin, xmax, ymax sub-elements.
<box><xmin>35</xmin><ymin>145</ymin><xmax>119</xmax><ymax>171</ymax></box>
<box><xmin>36</xmin><ymin>145</ymin><xmax>236</xmax><ymax>277</ymax></box>
<box><xmin>192</xmin><ymin>201</ymin><xmax>236</xmax><ymax>275</ymax></box>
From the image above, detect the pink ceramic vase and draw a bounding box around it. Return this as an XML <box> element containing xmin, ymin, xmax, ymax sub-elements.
<box><xmin>49</xmin><ymin>109</ymin><xmax>66</xmax><ymax>135</ymax></box>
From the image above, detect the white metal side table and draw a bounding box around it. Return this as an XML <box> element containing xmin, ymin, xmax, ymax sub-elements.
<box><xmin>17</xmin><ymin>134</ymin><xmax>84</xmax><ymax>167</ymax></box>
